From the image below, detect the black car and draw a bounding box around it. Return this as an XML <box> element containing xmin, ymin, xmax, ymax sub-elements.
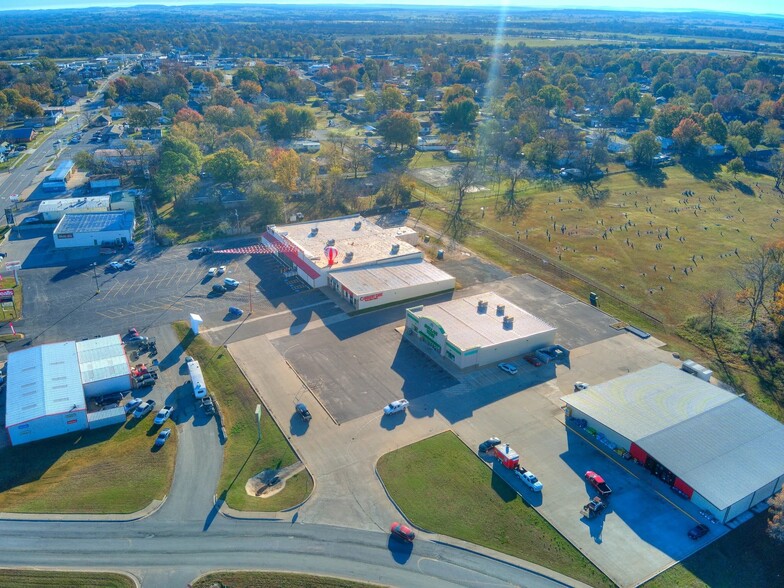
<box><xmin>202</xmin><ymin>396</ymin><xmax>215</xmax><ymax>415</ymax></box>
<box><xmin>478</xmin><ymin>437</ymin><xmax>501</xmax><ymax>452</ymax></box>
<box><xmin>96</xmin><ymin>392</ymin><xmax>124</xmax><ymax>406</ymax></box>
<box><xmin>295</xmin><ymin>402</ymin><xmax>312</xmax><ymax>421</ymax></box>
<box><xmin>688</xmin><ymin>524</ymin><xmax>709</xmax><ymax>540</ymax></box>
<box><xmin>212</xmin><ymin>284</ymin><xmax>227</xmax><ymax>293</ymax></box>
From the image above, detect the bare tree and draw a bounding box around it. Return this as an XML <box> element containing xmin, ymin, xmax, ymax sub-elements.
<box><xmin>445</xmin><ymin>163</ymin><xmax>477</xmax><ymax>238</ymax></box>
<box><xmin>499</xmin><ymin>159</ymin><xmax>532</xmax><ymax>217</ymax></box>
<box><xmin>771</xmin><ymin>152</ymin><xmax>784</xmax><ymax>192</ymax></box>
<box><xmin>734</xmin><ymin>245</ymin><xmax>784</xmax><ymax>331</ymax></box>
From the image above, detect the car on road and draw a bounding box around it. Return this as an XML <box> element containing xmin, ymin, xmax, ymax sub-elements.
<box><xmin>688</xmin><ymin>523</ymin><xmax>709</xmax><ymax>540</ymax></box>
<box><xmin>202</xmin><ymin>395</ymin><xmax>215</xmax><ymax>415</ymax></box>
<box><xmin>217</xmin><ymin>265</ymin><xmax>226</xmax><ymax>275</ymax></box>
<box><xmin>295</xmin><ymin>402</ymin><xmax>312</xmax><ymax>421</ymax></box>
<box><xmin>383</xmin><ymin>399</ymin><xmax>410</xmax><ymax>415</ymax></box>
<box><xmin>497</xmin><ymin>362</ymin><xmax>518</xmax><ymax>375</ymax></box>
<box><xmin>124</xmin><ymin>398</ymin><xmax>143</xmax><ymax>415</ymax></box>
<box><xmin>478</xmin><ymin>437</ymin><xmax>501</xmax><ymax>452</ymax></box>
<box><xmin>154</xmin><ymin>428</ymin><xmax>172</xmax><ymax>448</ymax></box>
<box><xmin>153</xmin><ymin>405</ymin><xmax>174</xmax><ymax>425</ymax></box>
<box><xmin>228</xmin><ymin>306</ymin><xmax>243</xmax><ymax>317</ymax></box>
<box><xmin>123</xmin><ymin>258</ymin><xmax>136</xmax><ymax>268</ymax></box>
<box><xmin>70</xmin><ymin>136</ymin><xmax>80</xmax><ymax>144</ymax></box>
<box><xmin>224</xmin><ymin>277</ymin><xmax>240</xmax><ymax>288</ymax></box>
<box><xmin>212</xmin><ymin>284</ymin><xmax>227</xmax><ymax>293</ymax></box>
<box><xmin>132</xmin><ymin>399</ymin><xmax>156</xmax><ymax>419</ymax></box>
<box><xmin>207</xmin><ymin>267</ymin><xmax>217</xmax><ymax>277</ymax></box>
<box><xmin>108</xmin><ymin>261</ymin><xmax>123</xmax><ymax>271</ymax></box>
<box><xmin>390</xmin><ymin>522</ymin><xmax>415</xmax><ymax>542</ymax></box>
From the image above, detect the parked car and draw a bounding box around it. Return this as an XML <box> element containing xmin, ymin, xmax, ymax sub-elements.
<box><xmin>228</xmin><ymin>306</ymin><xmax>243</xmax><ymax>317</ymax></box>
<box><xmin>123</xmin><ymin>258</ymin><xmax>136</xmax><ymax>268</ymax></box>
<box><xmin>498</xmin><ymin>362</ymin><xmax>518</xmax><ymax>375</ymax></box>
<box><xmin>514</xmin><ymin>466</ymin><xmax>544</xmax><ymax>492</ymax></box>
<box><xmin>207</xmin><ymin>267</ymin><xmax>217</xmax><ymax>277</ymax></box>
<box><xmin>154</xmin><ymin>428</ymin><xmax>172</xmax><ymax>447</ymax></box>
<box><xmin>224</xmin><ymin>277</ymin><xmax>240</xmax><ymax>288</ymax></box>
<box><xmin>574</xmin><ymin>381</ymin><xmax>589</xmax><ymax>392</ymax></box>
<box><xmin>133</xmin><ymin>400</ymin><xmax>156</xmax><ymax>419</ymax></box>
<box><xmin>295</xmin><ymin>402</ymin><xmax>312</xmax><ymax>421</ymax></box>
<box><xmin>688</xmin><ymin>524</ymin><xmax>709</xmax><ymax>540</ymax></box>
<box><xmin>585</xmin><ymin>471</ymin><xmax>613</xmax><ymax>498</ymax></box>
<box><xmin>212</xmin><ymin>284</ymin><xmax>227</xmax><ymax>293</ymax></box>
<box><xmin>478</xmin><ymin>437</ymin><xmax>501</xmax><ymax>452</ymax></box>
<box><xmin>184</xmin><ymin>356</ymin><xmax>194</xmax><ymax>364</ymax></box>
<box><xmin>128</xmin><ymin>327</ymin><xmax>140</xmax><ymax>338</ymax></box>
<box><xmin>153</xmin><ymin>405</ymin><xmax>174</xmax><ymax>425</ymax></box>
<box><xmin>390</xmin><ymin>522</ymin><xmax>415</xmax><ymax>542</ymax></box>
<box><xmin>96</xmin><ymin>392</ymin><xmax>124</xmax><ymax>406</ymax></box>
<box><xmin>108</xmin><ymin>261</ymin><xmax>123</xmax><ymax>271</ymax></box>
<box><xmin>524</xmin><ymin>354</ymin><xmax>543</xmax><ymax>367</ymax></box>
<box><xmin>136</xmin><ymin>374</ymin><xmax>156</xmax><ymax>387</ymax></box>
<box><xmin>217</xmin><ymin>265</ymin><xmax>226</xmax><ymax>275</ymax></box>
<box><xmin>127</xmin><ymin>335</ymin><xmax>149</xmax><ymax>344</ymax></box>
<box><xmin>124</xmin><ymin>398</ymin><xmax>143</xmax><ymax>415</ymax></box>
<box><xmin>383</xmin><ymin>399</ymin><xmax>410</xmax><ymax>415</ymax></box>
<box><xmin>202</xmin><ymin>395</ymin><xmax>215</xmax><ymax>415</ymax></box>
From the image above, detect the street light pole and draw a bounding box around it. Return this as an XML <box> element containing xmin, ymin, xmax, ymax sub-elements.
<box><xmin>91</xmin><ymin>262</ymin><xmax>99</xmax><ymax>293</ymax></box>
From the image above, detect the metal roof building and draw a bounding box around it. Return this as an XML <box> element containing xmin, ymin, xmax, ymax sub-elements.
<box><xmin>53</xmin><ymin>211</ymin><xmax>135</xmax><ymax>249</ymax></box>
<box><xmin>405</xmin><ymin>292</ymin><xmax>557</xmax><ymax>369</ymax></box>
<box><xmin>76</xmin><ymin>335</ymin><xmax>132</xmax><ymax>398</ymax></box>
<box><xmin>561</xmin><ymin>363</ymin><xmax>784</xmax><ymax>523</ymax></box>
<box><xmin>261</xmin><ymin>214</ymin><xmax>455</xmax><ymax>311</ymax></box>
<box><xmin>4</xmin><ymin>342</ymin><xmax>88</xmax><ymax>446</ymax></box>
<box><xmin>38</xmin><ymin>196</ymin><xmax>110</xmax><ymax>221</ymax></box>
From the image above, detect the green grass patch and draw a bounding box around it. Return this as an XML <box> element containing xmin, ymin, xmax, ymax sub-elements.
<box><xmin>1</xmin><ymin>276</ymin><xmax>23</xmax><ymax>319</ymax></box>
<box><xmin>173</xmin><ymin>322</ymin><xmax>313</xmax><ymax>511</ymax></box>
<box><xmin>193</xmin><ymin>571</ymin><xmax>379</xmax><ymax>588</ymax></box>
<box><xmin>377</xmin><ymin>431</ymin><xmax>612</xmax><ymax>588</ymax></box>
<box><xmin>644</xmin><ymin>514</ymin><xmax>784</xmax><ymax>587</ymax></box>
<box><xmin>0</xmin><ymin>419</ymin><xmax>175</xmax><ymax>514</ymax></box>
<box><xmin>0</xmin><ymin>569</ymin><xmax>134</xmax><ymax>588</ymax></box>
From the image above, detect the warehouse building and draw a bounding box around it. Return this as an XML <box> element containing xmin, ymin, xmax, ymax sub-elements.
<box><xmin>562</xmin><ymin>364</ymin><xmax>784</xmax><ymax>523</ymax></box>
<box><xmin>76</xmin><ymin>335</ymin><xmax>132</xmax><ymax>398</ymax></box>
<box><xmin>261</xmin><ymin>214</ymin><xmax>455</xmax><ymax>311</ymax></box>
<box><xmin>405</xmin><ymin>292</ymin><xmax>557</xmax><ymax>369</ymax></box>
<box><xmin>4</xmin><ymin>342</ymin><xmax>88</xmax><ymax>446</ymax></box>
<box><xmin>53</xmin><ymin>211</ymin><xmax>135</xmax><ymax>249</ymax></box>
<box><xmin>38</xmin><ymin>196</ymin><xmax>111</xmax><ymax>222</ymax></box>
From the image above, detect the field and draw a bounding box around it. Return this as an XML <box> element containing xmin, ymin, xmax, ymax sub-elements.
<box><xmin>173</xmin><ymin>323</ymin><xmax>313</xmax><ymax>511</ymax></box>
<box><xmin>376</xmin><ymin>431</ymin><xmax>612</xmax><ymax>588</ymax></box>
<box><xmin>0</xmin><ymin>419</ymin><xmax>175</xmax><ymax>514</ymax></box>
<box><xmin>0</xmin><ymin>569</ymin><xmax>134</xmax><ymax>588</ymax></box>
<box><xmin>192</xmin><ymin>571</ymin><xmax>379</xmax><ymax>588</ymax></box>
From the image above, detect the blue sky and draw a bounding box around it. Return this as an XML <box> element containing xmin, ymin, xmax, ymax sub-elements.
<box><xmin>1</xmin><ymin>1</ymin><xmax>782</xmax><ymax>16</ymax></box>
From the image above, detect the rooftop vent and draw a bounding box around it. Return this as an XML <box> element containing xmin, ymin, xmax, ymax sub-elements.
<box><xmin>477</xmin><ymin>300</ymin><xmax>488</xmax><ymax>313</ymax></box>
<box><xmin>345</xmin><ymin>251</ymin><xmax>354</xmax><ymax>261</ymax></box>
<box><xmin>310</xmin><ymin>227</ymin><xmax>319</xmax><ymax>236</ymax></box>
<box><xmin>391</xmin><ymin>243</ymin><xmax>400</xmax><ymax>254</ymax></box>
<box><xmin>327</xmin><ymin>238</ymin><xmax>335</xmax><ymax>246</ymax></box>
<box><xmin>503</xmin><ymin>315</ymin><xmax>515</xmax><ymax>330</ymax></box>
<box><xmin>496</xmin><ymin>304</ymin><xmax>505</xmax><ymax>316</ymax></box>
<box><xmin>354</xmin><ymin>221</ymin><xmax>362</xmax><ymax>230</ymax></box>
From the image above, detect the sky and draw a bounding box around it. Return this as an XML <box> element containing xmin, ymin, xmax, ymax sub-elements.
<box><xmin>0</xmin><ymin>0</ymin><xmax>782</xmax><ymax>17</ymax></box>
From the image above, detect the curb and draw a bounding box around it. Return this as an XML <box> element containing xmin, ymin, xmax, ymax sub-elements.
<box><xmin>0</xmin><ymin>497</ymin><xmax>165</xmax><ymax>523</ymax></box>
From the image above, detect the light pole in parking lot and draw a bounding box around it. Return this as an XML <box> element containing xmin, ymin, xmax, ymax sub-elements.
<box><xmin>90</xmin><ymin>262</ymin><xmax>99</xmax><ymax>294</ymax></box>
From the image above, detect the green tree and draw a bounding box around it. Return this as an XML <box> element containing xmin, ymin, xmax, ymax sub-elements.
<box><xmin>727</xmin><ymin>135</ymin><xmax>752</xmax><ymax>157</ymax></box>
<box><xmin>638</xmin><ymin>94</ymin><xmax>656</xmax><ymax>119</ymax></box>
<box><xmin>629</xmin><ymin>130</ymin><xmax>660</xmax><ymax>167</ymax></box>
<box><xmin>726</xmin><ymin>157</ymin><xmax>745</xmax><ymax>179</ymax></box>
<box><xmin>377</xmin><ymin>110</ymin><xmax>420</xmax><ymax>150</ymax></box>
<box><xmin>704</xmin><ymin>113</ymin><xmax>728</xmax><ymax>145</ymax></box>
<box><xmin>379</xmin><ymin>84</ymin><xmax>406</xmax><ymax>111</ymax></box>
<box><xmin>162</xmin><ymin>94</ymin><xmax>186</xmax><ymax>116</ymax></box>
<box><xmin>651</xmin><ymin>104</ymin><xmax>691</xmax><ymax>138</ymax></box>
<box><xmin>204</xmin><ymin>147</ymin><xmax>249</xmax><ymax>187</ymax></box>
<box><xmin>443</xmin><ymin>97</ymin><xmax>479</xmax><ymax>132</ymax></box>
<box><xmin>537</xmin><ymin>85</ymin><xmax>565</xmax><ymax>109</ymax></box>
<box><xmin>126</xmin><ymin>104</ymin><xmax>161</xmax><ymax>128</ymax></box>
<box><xmin>742</xmin><ymin>121</ymin><xmax>764</xmax><ymax>147</ymax></box>
<box><xmin>16</xmin><ymin>97</ymin><xmax>43</xmax><ymax>118</ymax></box>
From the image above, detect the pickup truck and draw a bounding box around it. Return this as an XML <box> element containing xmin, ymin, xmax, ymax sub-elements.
<box><xmin>585</xmin><ymin>470</ymin><xmax>612</xmax><ymax>498</ymax></box>
<box><xmin>514</xmin><ymin>466</ymin><xmax>543</xmax><ymax>492</ymax></box>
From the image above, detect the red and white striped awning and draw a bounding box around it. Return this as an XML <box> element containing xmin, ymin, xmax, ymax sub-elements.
<box><xmin>214</xmin><ymin>244</ymin><xmax>278</xmax><ymax>255</ymax></box>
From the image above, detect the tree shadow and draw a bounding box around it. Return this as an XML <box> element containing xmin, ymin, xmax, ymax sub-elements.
<box><xmin>682</xmin><ymin>156</ymin><xmax>720</xmax><ymax>181</ymax></box>
<box><xmin>732</xmin><ymin>180</ymin><xmax>755</xmax><ymax>196</ymax></box>
<box><xmin>573</xmin><ymin>182</ymin><xmax>610</xmax><ymax>207</ymax></box>
<box><xmin>633</xmin><ymin>167</ymin><xmax>667</xmax><ymax>188</ymax></box>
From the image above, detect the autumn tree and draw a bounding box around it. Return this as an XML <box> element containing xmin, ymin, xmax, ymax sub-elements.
<box><xmin>768</xmin><ymin>486</ymin><xmax>784</xmax><ymax>543</ymax></box>
<box><xmin>16</xmin><ymin>97</ymin><xmax>43</xmax><ymax>118</ymax></box>
<box><xmin>611</xmin><ymin>98</ymin><xmax>634</xmax><ymax>120</ymax></box>
<box><xmin>174</xmin><ymin>107</ymin><xmax>203</xmax><ymax>126</ymax></box>
<box><xmin>377</xmin><ymin>110</ymin><xmax>419</xmax><ymax>150</ymax></box>
<box><xmin>126</xmin><ymin>104</ymin><xmax>161</xmax><ymax>128</ymax></box>
<box><xmin>267</xmin><ymin>147</ymin><xmax>300</xmax><ymax>193</ymax></box>
<box><xmin>336</xmin><ymin>77</ymin><xmax>358</xmax><ymax>96</ymax></box>
<box><xmin>672</xmin><ymin>118</ymin><xmax>703</xmax><ymax>155</ymax></box>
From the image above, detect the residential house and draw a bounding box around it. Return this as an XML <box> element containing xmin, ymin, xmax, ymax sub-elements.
<box><xmin>0</xmin><ymin>128</ymin><xmax>37</xmax><ymax>143</ymax></box>
<box><xmin>93</xmin><ymin>114</ymin><xmax>112</xmax><ymax>127</ymax></box>
<box><xmin>106</xmin><ymin>125</ymin><xmax>125</xmax><ymax>141</ymax></box>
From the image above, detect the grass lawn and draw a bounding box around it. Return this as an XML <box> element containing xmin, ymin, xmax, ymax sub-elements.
<box><xmin>644</xmin><ymin>514</ymin><xmax>784</xmax><ymax>587</ymax></box>
<box><xmin>0</xmin><ymin>569</ymin><xmax>134</xmax><ymax>588</ymax></box>
<box><xmin>376</xmin><ymin>431</ymin><xmax>612</xmax><ymax>588</ymax></box>
<box><xmin>0</xmin><ymin>419</ymin><xmax>175</xmax><ymax>514</ymax></box>
<box><xmin>193</xmin><ymin>571</ymin><xmax>380</xmax><ymax>588</ymax></box>
<box><xmin>173</xmin><ymin>322</ymin><xmax>313</xmax><ymax>511</ymax></box>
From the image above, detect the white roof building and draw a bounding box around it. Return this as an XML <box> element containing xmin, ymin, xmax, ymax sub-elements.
<box><xmin>76</xmin><ymin>335</ymin><xmax>132</xmax><ymax>397</ymax></box>
<box><xmin>38</xmin><ymin>196</ymin><xmax>111</xmax><ymax>221</ymax></box>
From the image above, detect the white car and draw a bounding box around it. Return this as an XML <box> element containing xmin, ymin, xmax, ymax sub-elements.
<box><xmin>383</xmin><ymin>399</ymin><xmax>410</xmax><ymax>415</ymax></box>
<box><xmin>514</xmin><ymin>467</ymin><xmax>544</xmax><ymax>492</ymax></box>
<box><xmin>217</xmin><ymin>265</ymin><xmax>226</xmax><ymax>275</ymax></box>
<box><xmin>574</xmin><ymin>382</ymin><xmax>589</xmax><ymax>392</ymax></box>
<box><xmin>207</xmin><ymin>267</ymin><xmax>217</xmax><ymax>277</ymax></box>
<box><xmin>108</xmin><ymin>261</ymin><xmax>123</xmax><ymax>270</ymax></box>
<box><xmin>123</xmin><ymin>258</ymin><xmax>136</xmax><ymax>267</ymax></box>
<box><xmin>224</xmin><ymin>277</ymin><xmax>240</xmax><ymax>288</ymax></box>
<box><xmin>498</xmin><ymin>362</ymin><xmax>518</xmax><ymax>375</ymax></box>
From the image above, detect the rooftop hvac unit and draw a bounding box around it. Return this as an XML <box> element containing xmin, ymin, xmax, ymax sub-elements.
<box><xmin>477</xmin><ymin>300</ymin><xmax>488</xmax><ymax>313</ymax></box>
<box><xmin>327</xmin><ymin>238</ymin><xmax>335</xmax><ymax>246</ymax></box>
<box><xmin>345</xmin><ymin>251</ymin><xmax>354</xmax><ymax>261</ymax></box>
<box><xmin>311</xmin><ymin>227</ymin><xmax>319</xmax><ymax>236</ymax></box>
<box><xmin>354</xmin><ymin>221</ymin><xmax>362</xmax><ymax>230</ymax></box>
<box><xmin>391</xmin><ymin>243</ymin><xmax>400</xmax><ymax>254</ymax></box>
<box><xmin>503</xmin><ymin>315</ymin><xmax>515</xmax><ymax>330</ymax></box>
<box><xmin>496</xmin><ymin>304</ymin><xmax>505</xmax><ymax>316</ymax></box>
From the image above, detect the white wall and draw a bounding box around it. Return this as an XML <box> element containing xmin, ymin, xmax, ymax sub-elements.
<box><xmin>353</xmin><ymin>276</ymin><xmax>455</xmax><ymax>311</ymax></box>
<box><xmin>7</xmin><ymin>410</ymin><xmax>88</xmax><ymax>446</ymax></box>
<box><xmin>83</xmin><ymin>374</ymin><xmax>132</xmax><ymax>398</ymax></box>
<box><xmin>475</xmin><ymin>330</ymin><xmax>556</xmax><ymax>367</ymax></box>
<box><xmin>566</xmin><ymin>406</ymin><xmax>633</xmax><ymax>451</ymax></box>
<box><xmin>54</xmin><ymin>228</ymin><xmax>132</xmax><ymax>249</ymax></box>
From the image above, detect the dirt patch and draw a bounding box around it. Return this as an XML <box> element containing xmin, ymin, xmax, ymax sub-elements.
<box><xmin>245</xmin><ymin>461</ymin><xmax>305</xmax><ymax>498</ymax></box>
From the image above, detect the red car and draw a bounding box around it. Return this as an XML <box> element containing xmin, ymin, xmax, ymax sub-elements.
<box><xmin>390</xmin><ymin>522</ymin><xmax>415</xmax><ymax>542</ymax></box>
<box><xmin>524</xmin><ymin>354</ymin><xmax>543</xmax><ymax>367</ymax></box>
<box><xmin>128</xmin><ymin>327</ymin><xmax>140</xmax><ymax>338</ymax></box>
<box><xmin>585</xmin><ymin>470</ymin><xmax>612</xmax><ymax>498</ymax></box>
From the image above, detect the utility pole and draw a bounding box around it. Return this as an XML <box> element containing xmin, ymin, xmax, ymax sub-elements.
<box><xmin>91</xmin><ymin>262</ymin><xmax>99</xmax><ymax>293</ymax></box>
<box><xmin>255</xmin><ymin>404</ymin><xmax>262</xmax><ymax>442</ymax></box>
<box><xmin>248</xmin><ymin>282</ymin><xmax>253</xmax><ymax>315</ymax></box>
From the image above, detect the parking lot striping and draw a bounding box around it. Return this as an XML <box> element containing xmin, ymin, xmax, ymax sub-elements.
<box><xmin>203</xmin><ymin>299</ymin><xmax>337</xmax><ymax>335</ymax></box>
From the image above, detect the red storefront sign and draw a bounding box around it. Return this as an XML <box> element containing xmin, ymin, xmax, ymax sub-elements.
<box><xmin>360</xmin><ymin>292</ymin><xmax>383</xmax><ymax>302</ymax></box>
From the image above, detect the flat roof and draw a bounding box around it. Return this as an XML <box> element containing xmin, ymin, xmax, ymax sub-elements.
<box><xmin>38</xmin><ymin>196</ymin><xmax>110</xmax><ymax>214</ymax></box>
<box><xmin>54</xmin><ymin>211</ymin><xmax>133</xmax><ymax>235</ymax></box>
<box><xmin>409</xmin><ymin>292</ymin><xmax>556</xmax><ymax>352</ymax></box>
<box><xmin>5</xmin><ymin>342</ymin><xmax>85</xmax><ymax>427</ymax></box>
<box><xmin>561</xmin><ymin>364</ymin><xmax>735</xmax><ymax>441</ymax></box>
<box><xmin>268</xmin><ymin>215</ymin><xmax>422</xmax><ymax>270</ymax></box>
<box><xmin>49</xmin><ymin>160</ymin><xmax>75</xmax><ymax>182</ymax></box>
<box><xmin>562</xmin><ymin>364</ymin><xmax>784</xmax><ymax>511</ymax></box>
<box><xmin>330</xmin><ymin>259</ymin><xmax>454</xmax><ymax>296</ymax></box>
<box><xmin>76</xmin><ymin>335</ymin><xmax>130</xmax><ymax>385</ymax></box>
